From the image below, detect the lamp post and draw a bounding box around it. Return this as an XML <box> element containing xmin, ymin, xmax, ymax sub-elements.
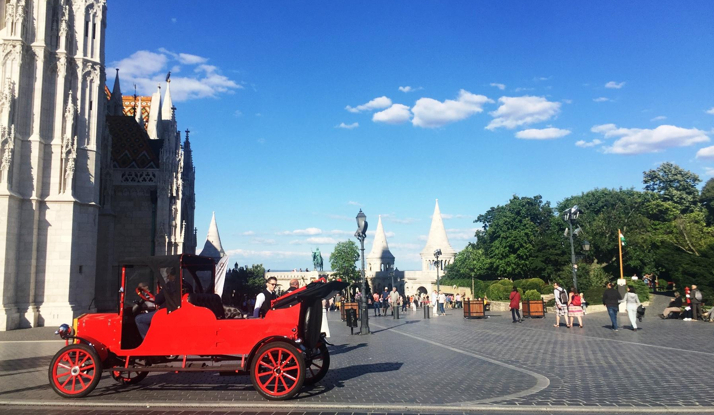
<box><xmin>434</xmin><ymin>249</ymin><xmax>442</xmax><ymax>295</ymax></box>
<box><xmin>389</xmin><ymin>266</ymin><xmax>395</xmax><ymax>292</ymax></box>
<box><xmin>354</xmin><ymin>209</ymin><xmax>369</xmax><ymax>335</ymax></box>
<box><xmin>562</xmin><ymin>206</ymin><xmax>582</xmax><ymax>292</ymax></box>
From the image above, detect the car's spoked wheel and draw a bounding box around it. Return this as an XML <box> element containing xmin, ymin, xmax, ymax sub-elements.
<box><xmin>303</xmin><ymin>342</ymin><xmax>329</xmax><ymax>385</ymax></box>
<box><xmin>48</xmin><ymin>344</ymin><xmax>103</xmax><ymax>398</ymax></box>
<box><xmin>111</xmin><ymin>369</ymin><xmax>148</xmax><ymax>385</ymax></box>
<box><xmin>251</xmin><ymin>341</ymin><xmax>305</xmax><ymax>400</ymax></box>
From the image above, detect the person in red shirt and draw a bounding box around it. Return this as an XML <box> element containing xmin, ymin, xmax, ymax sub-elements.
<box><xmin>509</xmin><ymin>286</ymin><xmax>522</xmax><ymax>323</ymax></box>
<box><xmin>372</xmin><ymin>292</ymin><xmax>381</xmax><ymax>317</ymax></box>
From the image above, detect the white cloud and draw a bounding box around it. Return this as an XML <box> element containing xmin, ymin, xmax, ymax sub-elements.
<box><xmin>390</xmin><ymin>243</ymin><xmax>422</xmax><ymax>250</ymax></box>
<box><xmin>112</xmin><ymin>49</ymin><xmax>241</xmax><ymax>102</ymax></box>
<box><xmin>399</xmin><ymin>86</ymin><xmax>422</xmax><ymax>93</ymax></box>
<box><xmin>490</xmin><ymin>83</ymin><xmax>506</xmax><ymax>90</ymax></box>
<box><xmin>534</xmin><ymin>76</ymin><xmax>551</xmax><ymax>81</ymax></box>
<box><xmin>347</xmin><ymin>201</ymin><xmax>361</xmax><ymax>206</ymax></box>
<box><xmin>575</xmin><ymin>139</ymin><xmax>603</xmax><ymax>148</ymax></box>
<box><xmin>486</xmin><ymin>96</ymin><xmax>561</xmax><ymax>130</ymax></box>
<box><xmin>605</xmin><ymin>81</ymin><xmax>625</xmax><ymax>89</ymax></box>
<box><xmin>234</xmin><ymin>110</ymin><xmax>243</xmax><ymax>117</ymax></box>
<box><xmin>242</xmin><ymin>230</ymin><xmax>255</xmax><ymax>236</ymax></box>
<box><xmin>515</xmin><ymin>128</ymin><xmax>571</xmax><ymax>140</ymax></box>
<box><xmin>178</xmin><ymin>53</ymin><xmax>208</xmax><ymax>65</ymax></box>
<box><xmin>327</xmin><ymin>229</ymin><xmax>354</xmax><ymax>236</ymax></box>
<box><xmin>446</xmin><ymin>228</ymin><xmax>478</xmax><ymax>241</ymax></box>
<box><xmin>412</xmin><ymin>89</ymin><xmax>493</xmax><ymax>128</ymax></box>
<box><xmin>336</xmin><ymin>122</ymin><xmax>359</xmax><ymax>129</ymax></box>
<box><xmin>706</xmin><ymin>107</ymin><xmax>714</xmax><ymax>115</ymax></box>
<box><xmin>441</xmin><ymin>214</ymin><xmax>470</xmax><ymax>220</ymax></box>
<box><xmin>171</xmin><ymin>17</ymin><xmax>177</xmax><ymax>24</ymax></box>
<box><xmin>373</xmin><ymin>104</ymin><xmax>412</xmax><ymax>124</ymax></box>
<box><xmin>290</xmin><ymin>237</ymin><xmax>338</xmax><ymax>245</ymax></box>
<box><xmin>257</xmin><ymin>138</ymin><xmax>265</xmax><ymax>144</ymax></box>
<box><xmin>591</xmin><ymin>124</ymin><xmax>710</xmax><ymax>154</ymax></box>
<box><xmin>651</xmin><ymin>116</ymin><xmax>667</xmax><ymax>122</ymax></box>
<box><xmin>279</xmin><ymin>228</ymin><xmax>322</xmax><ymax>236</ymax></box>
<box><xmin>346</xmin><ymin>96</ymin><xmax>392</xmax><ymax>113</ymax></box>
<box><xmin>705</xmin><ymin>167</ymin><xmax>714</xmax><ymax>177</ymax></box>
<box><xmin>381</xmin><ymin>214</ymin><xmax>418</xmax><ymax>224</ymax></box>
<box><xmin>251</xmin><ymin>237</ymin><xmax>277</xmax><ymax>245</ymax></box>
<box><xmin>562</xmin><ymin>99</ymin><xmax>573</xmax><ymax>104</ymax></box>
<box><xmin>514</xmin><ymin>87</ymin><xmax>534</xmax><ymax>92</ymax></box>
<box><xmin>696</xmin><ymin>146</ymin><xmax>714</xmax><ymax>161</ymax></box>
<box><xmin>593</xmin><ymin>97</ymin><xmax>611</xmax><ymax>102</ymax></box>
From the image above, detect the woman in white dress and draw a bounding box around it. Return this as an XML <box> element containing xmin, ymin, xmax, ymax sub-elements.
<box><xmin>624</xmin><ymin>285</ymin><xmax>642</xmax><ymax>331</ymax></box>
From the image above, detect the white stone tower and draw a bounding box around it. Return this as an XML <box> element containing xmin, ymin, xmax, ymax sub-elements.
<box><xmin>0</xmin><ymin>0</ymin><xmax>108</xmax><ymax>330</ymax></box>
<box><xmin>199</xmin><ymin>212</ymin><xmax>225</xmax><ymax>261</ymax></box>
<box><xmin>366</xmin><ymin>215</ymin><xmax>395</xmax><ymax>276</ymax></box>
<box><xmin>420</xmin><ymin>199</ymin><xmax>456</xmax><ymax>272</ymax></box>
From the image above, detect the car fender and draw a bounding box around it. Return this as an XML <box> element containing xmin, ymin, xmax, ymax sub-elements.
<box><xmin>247</xmin><ymin>336</ymin><xmax>304</xmax><ymax>369</ymax></box>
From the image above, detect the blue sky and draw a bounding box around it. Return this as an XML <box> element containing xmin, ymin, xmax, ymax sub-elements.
<box><xmin>106</xmin><ymin>1</ymin><xmax>714</xmax><ymax>270</ymax></box>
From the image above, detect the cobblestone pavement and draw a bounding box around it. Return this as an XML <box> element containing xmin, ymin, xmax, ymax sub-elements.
<box><xmin>1</xmin><ymin>301</ymin><xmax>713</xmax><ymax>414</ymax></box>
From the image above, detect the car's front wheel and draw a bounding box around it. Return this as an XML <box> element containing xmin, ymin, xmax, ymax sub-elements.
<box><xmin>48</xmin><ymin>343</ymin><xmax>103</xmax><ymax>398</ymax></box>
<box><xmin>250</xmin><ymin>341</ymin><xmax>305</xmax><ymax>400</ymax></box>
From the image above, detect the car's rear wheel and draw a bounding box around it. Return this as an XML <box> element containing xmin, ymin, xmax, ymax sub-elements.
<box><xmin>111</xmin><ymin>369</ymin><xmax>148</xmax><ymax>385</ymax></box>
<box><xmin>303</xmin><ymin>342</ymin><xmax>329</xmax><ymax>385</ymax></box>
<box><xmin>251</xmin><ymin>341</ymin><xmax>305</xmax><ymax>400</ymax></box>
<box><xmin>48</xmin><ymin>344</ymin><xmax>103</xmax><ymax>398</ymax></box>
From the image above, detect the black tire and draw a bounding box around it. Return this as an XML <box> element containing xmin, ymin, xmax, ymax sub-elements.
<box><xmin>250</xmin><ymin>341</ymin><xmax>305</xmax><ymax>400</ymax></box>
<box><xmin>111</xmin><ymin>369</ymin><xmax>148</xmax><ymax>385</ymax></box>
<box><xmin>48</xmin><ymin>343</ymin><xmax>103</xmax><ymax>398</ymax></box>
<box><xmin>303</xmin><ymin>342</ymin><xmax>330</xmax><ymax>385</ymax></box>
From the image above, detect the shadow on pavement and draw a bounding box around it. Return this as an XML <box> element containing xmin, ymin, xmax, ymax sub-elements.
<box><xmin>328</xmin><ymin>343</ymin><xmax>367</xmax><ymax>356</ymax></box>
<box><xmin>370</xmin><ymin>320</ymin><xmax>420</xmax><ymax>334</ymax></box>
<box><xmin>0</xmin><ymin>355</ymin><xmax>52</xmax><ymax>372</ymax></box>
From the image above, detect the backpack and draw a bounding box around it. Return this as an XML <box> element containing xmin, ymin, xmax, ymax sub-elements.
<box><xmin>558</xmin><ymin>288</ymin><xmax>568</xmax><ymax>305</ymax></box>
<box><xmin>695</xmin><ymin>290</ymin><xmax>702</xmax><ymax>302</ymax></box>
<box><xmin>572</xmin><ymin>294</ymin><xmax>581</xmax><ymax>306</ymax></box>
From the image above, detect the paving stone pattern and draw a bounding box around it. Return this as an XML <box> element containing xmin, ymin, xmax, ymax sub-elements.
<box><xmin>0</xmin><ymin>300</ymin><xmax>713</xmax><ymax>411</ymax></box>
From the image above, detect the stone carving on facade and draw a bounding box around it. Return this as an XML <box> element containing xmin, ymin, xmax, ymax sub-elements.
<box><xmin>0</xmin><ymin>124</ymin><xmax>15</xmax><ymax>186</ymax></box>
<box><xmin>60</xmin><ymin>92</ymin><xmax>77</xmax><ymax>194</ymax></box>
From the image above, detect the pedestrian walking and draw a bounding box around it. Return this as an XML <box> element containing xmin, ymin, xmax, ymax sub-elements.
<box><xmin>372</xmin><ymin>292</ymin><xmax>380</xmax><ymax>317</ymax></box>
<box><xmin>509</xmin><ymin>286</ymin><xmax>522</xmax><ymax>323</ymax></box>
<box><xmin>553</xmin><ymin>282</ymin><xmax>570</xmax><ymax>327</ymax></box>
<box><xmin>624</xmin><ymin>285</ymin><xmax>641</xmax><ymax>330</ymax></box>
<box><xmin>438</xmin><ymin>292</ymin><xmax>446</xmax><ymax>315</ymax></box>
<box><xmin>691</xmin><ymin>284</ymin><xmax>703</xmax><ymax>321</ymax></box>
<box><xmin>567</xmin><ymin>287</ymin><xmax>584</xmax><ymax>328</ymax></box>
<box><xmin>602</xmin><ymin>282</ymin><xmax>622</xmax><ymax>331</ymax></box>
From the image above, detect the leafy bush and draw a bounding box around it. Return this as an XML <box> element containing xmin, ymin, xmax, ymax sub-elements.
<box><xmin>584</xmin><ymin>285</ymin><xmax>606</xmax><ymax>305</ymax></box>
<box><xmin>545</xmin><ymin>298</ymin><xmax>556</xmax><ymax>307</ymax></box>
<box><xmin>486</xmin><ymin>283</ymin><xmax>511</xmax><ymax>301</ymax></box>
<box><xmin>627</xmin><ymin>280</ymin><xmax>651</xmax><ymax>303</ymax></box>
<box><xmin>523</xmin><ymin>289</ymin><xmax>542</xmax><ymax>301</ymax></box>
<box><xmin>541</xmin><ymin>284</ymin><xmax>554</xmax><ymax>294</ymax></box>
<box><xmin>524</xmin><ymin>278</ymin><xmax>546</xmax><ymax>292</ymax></box>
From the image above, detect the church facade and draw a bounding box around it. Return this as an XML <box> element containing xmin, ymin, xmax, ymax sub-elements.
<box><xmin>0</xmin><ymin>0</ymin><xmax>195</xmax><ymax>330</ymax></box>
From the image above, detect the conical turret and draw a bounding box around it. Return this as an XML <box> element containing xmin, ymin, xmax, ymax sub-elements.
<box><xmin>108</xmin><ymin>68</ymin><xmax>123</xmax><ymax>115</ymax></box>
<box><xmin>368</xmin><ymin>215</ymin><xmax>395</xmax><ymax>261</ymax></box>
<box><xmin>199</xmin><ymin>212</ymin><xmax>225</xmax><ymax>260</ymax></box>
<box><xmin>420</xmin><ymin>199</ymin><xmax>456</xmax><ymax>271</ymax></box>
<box><xmin>161</xmin><ymin>79</ymin><xmax>174</xmax><ymax>120</ymax></box>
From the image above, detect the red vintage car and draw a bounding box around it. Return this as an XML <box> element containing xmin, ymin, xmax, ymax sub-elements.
<box><xmin>48</xmin><ymin>254</ymin><xmax>346</xmax><ymax>400</ymax></box>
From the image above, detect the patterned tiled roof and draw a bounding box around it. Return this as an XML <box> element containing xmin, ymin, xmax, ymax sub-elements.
<box><xmin>107</xmin><ymin>115</ymin><xmax>162</xmax><ymax>169</ymax></box>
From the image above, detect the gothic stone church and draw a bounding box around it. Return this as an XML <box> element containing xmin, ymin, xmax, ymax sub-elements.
<box><xmin>0</xmin><ymin>0</ymin><xmax>196</xmax><ymax>330</ymax></box>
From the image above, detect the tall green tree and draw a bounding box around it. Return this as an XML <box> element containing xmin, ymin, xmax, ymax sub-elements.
<box><xmin>329</xmin><ymin>240</ymin><xmax>360</xmax><ymax>299</ymax></box>
<box><xmin>475</xmin><ymin>195</ymin><xmax>568</xmax><ymax>280</ymax></box>
<box><xmin>443</xmin><ymin>243</ymin><xmax>488</xmax><ymax>282</ymax></box>
<box><xmin>643</xmin><ymin>162</ymin><xmax>701</xmax><ymax>213</ymax></box>
<box><xmin>700</xmin><ymin>178</ymin><xmax>714</xmax><ymax>225</ymax></box>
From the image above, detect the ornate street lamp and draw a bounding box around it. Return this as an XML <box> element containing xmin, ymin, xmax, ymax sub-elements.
<box><xmin>354</xmin><ymin>209</ymin><xmax>369</xmax><ymax>335</ymax></box>
<box><xmin>582</xmin><ymin>240</ymin><xmax>591</xmax><ymax>252</ymax></box>
<box><xmin>434</xmin><ymin>249</ymin><xmax>442</xmax><ymax>295</ymax></box>
<box><xmin>562</xmin><ymin>205</ymin><xmax>582</xmax><ymax>291</ymax></box>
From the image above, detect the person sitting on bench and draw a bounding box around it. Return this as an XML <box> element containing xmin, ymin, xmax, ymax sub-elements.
<box><xmin>660</xmin><ymin>292</ymin><xmax>683</xmax><ymax>319</ymax></box>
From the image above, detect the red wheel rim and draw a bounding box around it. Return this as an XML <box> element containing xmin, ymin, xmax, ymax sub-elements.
<box><xmin>255</xmin><ymin>346</ymin><xmax>301</xmax><ymax>396</ymax></box>
<box><xmin>52</xmin><ymin>349</ymin><xmax>97</xmax><ymax>395</ymax></box>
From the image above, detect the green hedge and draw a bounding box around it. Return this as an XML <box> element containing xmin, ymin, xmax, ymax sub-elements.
<box><xmin>523</xmin><ymin>289</ymin><xmax>542</xmax><ymax>301</ymax></box>
<box><xmin>541</xmin><ymin>284</ymin><xmax>554</xmax><ymax>294</ymax></box>
<box><xmin>627</xmin><ymin>280</ymin><xmax>651</xmax><ymax>303</ymax></box>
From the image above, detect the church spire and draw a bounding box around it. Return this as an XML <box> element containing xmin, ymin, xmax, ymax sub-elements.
<box><xmin>367</xmin><ymin>215</ymin><xmax>395</xmax><ymax>261</ymax></box>
<box><xmin>199</xmin><ymin>212</ymin><xmax>225</xmax><ymax>260</ymax></box>
<box><xmin>108</xmin><ymin>68</ymin><xmax>123</xmax><ymax>115</ymax></box>
<box><xmin>161</xmin><ymin>78</ymin><xmax>174</xmax><ymax>120</ymax></box>
<box><xmin>420</xmin><ymin>199</ymin><xmax>455</xmax><ymax>256</ymax></box>
<box><xmin>147</xmin><ymin>84</ymin><xmax>163</xmax><ymax>139</ymax></box>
